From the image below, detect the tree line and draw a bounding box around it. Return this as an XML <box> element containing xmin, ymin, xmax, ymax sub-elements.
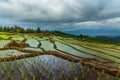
<box><xmin>0</xmin><ymin>25</ymin><xmax>41</xmax><ymax>33</ymax></box>
<box><xmin>0</xmin><ymin>25</ymin><xmax>84</xmax><ymax>39</ymax></box>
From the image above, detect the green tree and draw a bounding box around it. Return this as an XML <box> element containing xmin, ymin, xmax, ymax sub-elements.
<box><xmin>37</xmin><ymin>27</ymin><xmax>41</xmax><ymax>33</ymax></box>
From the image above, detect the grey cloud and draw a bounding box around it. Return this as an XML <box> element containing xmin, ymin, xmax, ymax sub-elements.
<box><xmin>0</xmin><ymin>0</ymin><xmax>120</xmax><ymax>31</ymax></box>
<box><xmin>0</xmin><ymin>0</ymin><xmax>114</xmax><ymax>21</ymax></box>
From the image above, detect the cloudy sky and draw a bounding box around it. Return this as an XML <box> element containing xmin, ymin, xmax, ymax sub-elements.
<box><xmin>0</xmin><ymin>0</ymin><xmax>120</xmax><ymax>36</ymax></box>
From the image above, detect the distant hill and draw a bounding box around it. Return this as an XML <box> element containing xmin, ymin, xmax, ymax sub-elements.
<box><xmin>94</xmin><ymin>36</ymin><xmax>120</xmax><ymax>44</ymax></box>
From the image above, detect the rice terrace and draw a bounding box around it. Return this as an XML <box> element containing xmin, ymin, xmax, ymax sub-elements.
<box><xmin>0</xmin><ymin>26</ymin><xmax>119</xmax><ymax>80</ymax></box>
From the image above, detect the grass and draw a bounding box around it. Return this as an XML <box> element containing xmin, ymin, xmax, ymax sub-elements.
<box><xmin>0</xmin><ymin>32</ymin><xmax>9</xmax><ymax>34</ymax></box>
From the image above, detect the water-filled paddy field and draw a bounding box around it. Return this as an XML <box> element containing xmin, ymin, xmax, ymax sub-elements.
<box><xmin>0</xmin><ymin>33</ymin><xmax>120</xmax><ymax>80</ymax></box>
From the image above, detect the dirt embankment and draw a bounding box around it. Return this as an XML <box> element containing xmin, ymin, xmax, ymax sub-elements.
<box><xmin>4</xmin><ymin>40</ymin><xmax>29</xmax><ymax>48</ymax></box>
<box><xmin>0</xmin><ymin>37</ymin><xmax>4</xmax><ymax>40</ymax></box>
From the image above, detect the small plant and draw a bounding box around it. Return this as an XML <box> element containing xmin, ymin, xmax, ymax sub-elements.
<box><xmin>10</xmin><ymin>61</ymin><xmax>14</xmax><ymax>72</ymax></box>
<box><xmin>74</xmin><ymin>76</ymin><xmax>78</xmax><ymax>80</ymax></box>
<box><xmin>106</xmin><ymin>74</ymin><xmax>110</xmax><ymax>80</ymax></box>
<box><xmin>52</xmin><ymin>75</ymin><xmax>56</xmax><ymax>80</ymax></box>
<box><xmin>30</xmin><ymin>72</ymin><xmax>36</xmax><ymax>80</ymax></box>
<box><xmin>7</xmin><ymin>72</ymin><xmax>11</xmax><ymax>79</ymax></box>
<box><xmin>87</xmin><ymin>66</ymin><xmax>90</xmax><ymax>72</ymax></box>
<box><xmin>115</xmin><ymin>72</ymin><xmax>119</xmax><ymax>79</ymax></box>
<box><xmin>97</xmin><ymin>71</ymin><xmax>101</xmax><ymax>78</ymax></box>
<box><xmin>18</xmin><ymin>67</ymin><xmax>25</xmax><ymax>79</ymax></box>
<box><xmin>2</xmin><ymin>69</ymin><xmax>5</xmax><ymax>76</ymax></box>
<box><xmin>10</xmin><ymin>77</ymin><xmax>14</xmax><ymax>80</ymax></box>
<box><xmin>81</xmin><ymin>72</ymin><xmax>84</xmax><ymax>79</ymax></box>
<box><xmin>2</xmin><ymin>62</ymin><xmax>6</xmax><ymax>72</ymax></box>
<box><xmin>60</xmin><ymin>70</ymin><xmax>64</xmax><ymax>79</ymax></box>
<box><xmin>24</xmin><ymin>77</ymin><xmax>29</xmax><ymax>80</ymax></box>
<box><xmin>97</xmin><ymin>77</ymin><xmax>100</xmax><ymax>80</ymax></box>
<box><xmin>67</xmin><ymin>63</ymin><xmax>70</xmax><ymax>72</ymax></box>
<box><xmin>101</xmin><ymin>70</ymin><xmax>105</xmax><ymax>75</ymax></box>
